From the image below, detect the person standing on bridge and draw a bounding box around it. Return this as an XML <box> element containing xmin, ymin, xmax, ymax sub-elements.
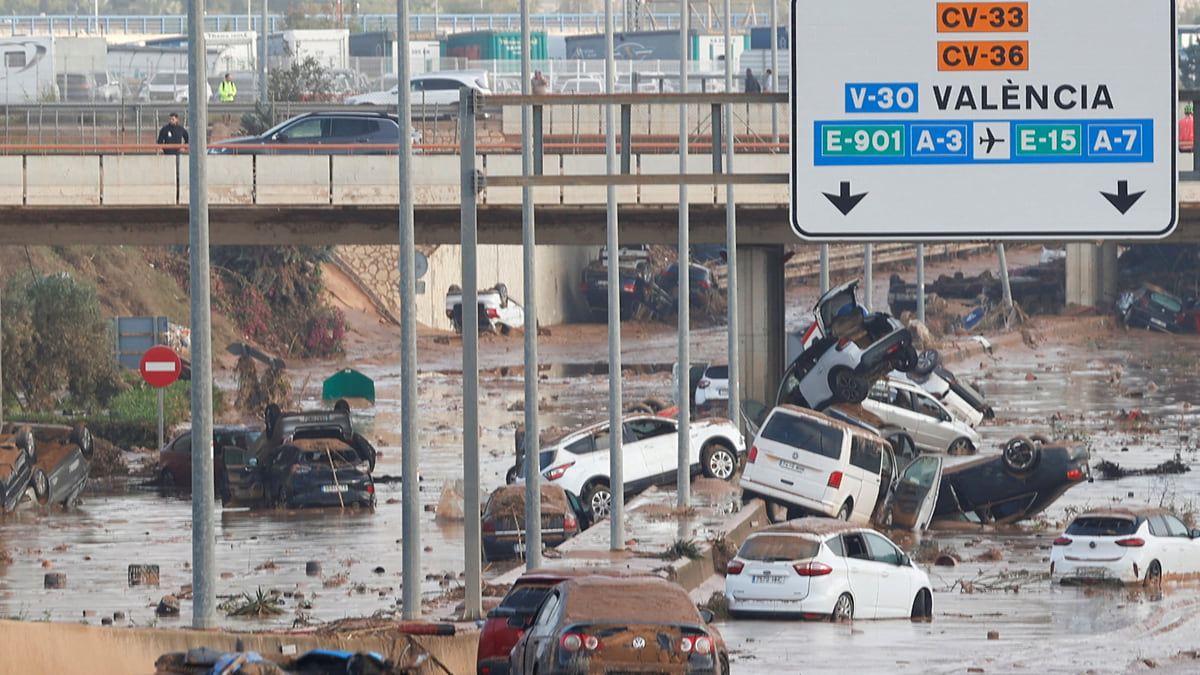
<box><xmin>531</xmin><ymin>70</ymin><xmax>548</xmax><ymax>96</ymax></box>
<box><xmin>744</xmin><ymin>68</ymin><xmax>761</xmax><ymax>94</ymax></box>
<box><xmin>156</xmin><ymin>112</ymin><xmax>189</xmax><ymax>155</ymax></box>
<box><xmin>218</xmin><ymin>73</ymin><xmax>238</xmax><ymax>123</ymax></box>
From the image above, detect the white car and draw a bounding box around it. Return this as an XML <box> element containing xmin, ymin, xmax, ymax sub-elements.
<box><xmin>346</xmin><ymin>70</ymin><xmax>491</xmax><ymax>116</ymax></box>
<box><xmin>524</xmin><ymin>413</ymin><xmax>745</xmax><ymax>519</ymax></box>
<box><xmin>139</xmin><ymin>71</ymin><xmax>210</xmax><ymax>103</ymax></box>
<box><xmin>673</xmin><ymin>362</ymin><xmax>729</xmax><ymax>417</ymax></box>
<box><xmin>1050</xmin><ymin>506</ymin><xmax>1200</xmax><ymax>586</ymax></box>
<box><xmin>726</xmin><ymin>518</ymin><xmax>934</xmax><ymax>621</ymax></box>
<box><xmin>444</xmin><ymin>283</ymin><xmax>524</xmax><ymax>335</ymax></box>
<box><xmin>861</xmin><ymin>377</ymin><xmax>981</xmax><ymax>455</ymax></box>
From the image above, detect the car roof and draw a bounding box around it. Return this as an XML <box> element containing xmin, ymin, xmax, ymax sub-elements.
<box><xmin>1073</xmin><ymin>506</ymin><xmax>1173</xmax><ymax>520</ymax></box>
<box><xmin>756</xmin><ymin>516</ymin><xmax>866</xmax><ymax>537</ymax></box>
<box><xmin>557</xmin><ymin>575</ymin><xmax>702</xmax><ymax>624</ymax></box>
<box><xmin>767</xmin><ymin>404</ymin><xmax>866</xmax><ymax>437</ymax></box>
<box><xmin>514</xmin><ymin>567</ymin><xmax>638</xmax><ymax>584</ymax></box>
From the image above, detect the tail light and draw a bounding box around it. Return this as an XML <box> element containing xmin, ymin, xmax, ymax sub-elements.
<box><xmin>697</xmin><ymin>379</ymin><xmax>711</xmax><ymax>389</ymax></box>
<box><xmin>835</xmin><ymin>338</ymin><xmax>852</xmax><ymax>351</ymax></box>
<box><xmin>561</xmin><ymin>633</ymin><xmax>601</xmax><ymax>652</ymax></box>
<box><xmin>747</xmin><ymin>446</ymin><xmax>758</xmax><ymax>463</ymax></box>
<box><xmin>366</xmin><ymin>483</ymin><xmax>374</xmax><ymax>495</ymax></box>
<box><xmin>621</xmin><ymin>282</ymin><xmax>636</xmax><ymax>293</ymax></box>
<box><xmin>827</xmin><ymin>471</ymin><xmax>843</xmax><ymax>488</ymax></box>
<box><xmin>1066</xmin><ymin>469</ymin><xmax>1084</xmax><ymax>481</ymax></box>
<box><xmin>678</xmin><ymin>636</ymin><xmax>713</xmax><ymax>654</ymax></box>
<box><xmin>564</xmin><ymin>514</ymin><xmax>578</xmax><ymax>530</ymax></box>
<box><xmin>726</xmin><ymin>560</ymin><xmax>745</xmax><ymax>575</ymax></box>
<box><xmin>486</xmin><ymin>308</ymin><xmax>499</xmax><ymax>319</ymax></box>
<box><xmin>482</xmin><ymin>520</ymin><xmax>496</xmax><ymax>534</ymax></box>
<box><xmin>1052</xmin><ymin>536</ymin><xmax>1072</xmax><ymax>546</ymax></box>
<box><xmin>544</xmin><ymin>462</ymin><xmax>575</xmax><ymax>481</ymax></box>
<box><xmin>793</xmin><ymin>562</ymin><xmax>833</xmax><ymax>576</ymax></box>
<box><xmin>1116</xmin><ymin>537</ymin><xmax>1146</xmax><ymax>547</ymax></box>
<box><xmin>696</xmin><ymin>280</ymin><xmax>711</xmax><ymax>290</ymax></box>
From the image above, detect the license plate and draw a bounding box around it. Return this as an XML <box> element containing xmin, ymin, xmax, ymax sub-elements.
<box><xmin>779</xmin><ymin>459</ymin><xmax>805</xmax><ymax>473</ymax></box>
<box><xmin>321</xmin><ymin>484</ymin><xmax>349</xmax><ymax>493</ymax></box>
<box><xmin>513</xmin><ymin>542</ymin><xmax>526</xmax><ymax>553</ymax></box>
<box><xmin>752</xmin><ymin>575</ymin><xmax>785</xmax><ymax>584</ymax></box>
<box><xmin>717</xmin><ymin>388</ymin><xmax>728</xmax><ymax>398</ymax></box>
<box><xmin>1074</xmin><ymin>567</ymin><xmax>1109</xmax><ymax>578</ymax></box>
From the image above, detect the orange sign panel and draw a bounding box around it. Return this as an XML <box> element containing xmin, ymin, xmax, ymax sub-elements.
<box><xmin>938</xmin><ymin>41</ymin><xmax>1029</xmax><ymax>71</ymax></box>
<box><xmin>937</xmin><ymin>3</ymin><xmax>1028</xmax><ymax>32</ymax></box>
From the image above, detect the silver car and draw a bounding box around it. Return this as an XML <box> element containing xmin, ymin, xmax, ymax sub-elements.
<box><xmin>860</xmin><ymin>377</ymin><xmax>981</xmax><ymax>455</ymax></box>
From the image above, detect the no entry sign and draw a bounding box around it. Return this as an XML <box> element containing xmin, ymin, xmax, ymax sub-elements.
<box><xmin>139</xmin><ymin>345</ymin><xmax>182</xmax><ymax>388</ymax></box>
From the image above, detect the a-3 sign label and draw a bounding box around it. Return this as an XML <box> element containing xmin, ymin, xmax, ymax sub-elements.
<box><xmin>791</xmin><ymin>0</ymin><xmax>1177</xmax><ymax>240</ymax></box>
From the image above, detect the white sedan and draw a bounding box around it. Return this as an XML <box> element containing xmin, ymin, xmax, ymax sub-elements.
<box><xmin>520</xmin><ymin>413</ymin><xmax>745</xmax><ymax>519</ymax></box>
<box><xmin>1050</xmin><ymin>506</ymin><xmax>1200</xmax><ymax>585</ymax></box>
<box><xmin>726</xmin><ymin>518</ymin><xmax>933</xmax><ymax>620</ymax></box>
<box><xmin>861</xmin><ymin>376</ymin><xmax>981</xmax><ymax>455</ymax></box>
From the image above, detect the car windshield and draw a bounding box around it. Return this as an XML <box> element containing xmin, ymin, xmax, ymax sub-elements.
<box><xmin>1065</xmin><ymin>516</ymin><xmax>1138</xmax><ymax>536</ymax></box>
<box><xmin>738</xmin><ymin>534</ymin><xmax>819</xmax><ymax>562</ymax></box>
<box><xmin>760</xmin><ymin>412</ymin><xmax>843</xmax><ymax>460</ymax></box>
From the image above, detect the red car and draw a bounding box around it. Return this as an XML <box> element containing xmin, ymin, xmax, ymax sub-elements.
<box><xmin>156</xmin><ymin>425</ymin><xmax>262</xmax><ymax>498</ymax></box>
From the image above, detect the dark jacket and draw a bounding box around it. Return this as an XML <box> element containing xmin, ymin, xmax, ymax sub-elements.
<box><xmin>157</xmin><ymin>121</ymin><xmax>189</xmax><ymax>155</ymax></box>
<box><xmin>745</xmin><ymin>73</ymin><xmax>761</xmax><ymax>94</ymax></box>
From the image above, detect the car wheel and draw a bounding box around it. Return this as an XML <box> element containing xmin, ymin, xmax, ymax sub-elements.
<box><xmin>494</xmin><ymin>283</ymin><xmax>509</xmax><ymax>306</ymax></box>
<box><xmin>16</xmin><ymin>426</ymin><xmax>36</xmax><ymax>464</ymax></box>
<box><xmin>505</xmin><ymin>464</ymin><xmax>519</xmax><ymax>485</ymax></box>
<box><xmin>719</xmin><ymin>653</ymin><xmax>730</xmax><ymax>675</ymax></box>
<box><xmin>160</xmin><ymin>467</ymin><xmax>177</xmax><ymax>487</ymax></box>
<box><xmin>831</xmin><ymin>593</ymin><xmax>854</xmax><ymax>622</ymax></box>
<box><xmin>584</xmin><ymin>482</ymin><xmax>612</xmax><ymax>521</ymax></box>
<box><xmin>71</xmin><ymin>423</ymin><xmax>94</xmax><ymax>460</ymax></box>
<box><xmin>702</xmin><ymin>443</ymin><xmax>737</xmax><ymax>481</ymax></box>
<box><xmin>910</xmin><ymin>589</ymin><xmax>933</xmax><ymax>620</ymax></box>
<box><xmin>1002</xmin><ymin>435</ymin><xmax>1041</xmax><ymax>473</ymax></box>
<box><xmin>947</xmin><ymin>437</ymin><xmax>974</xmax><ymax>456</ymax></box>
<box><xmin>32</xmin><ymin>468</ymin><xmax>50</xmax><ymax>505</ymax></box>
<box><xmin>835</xmin><ymin>501</ymin><xmax>852</xmax><ymax>521</ymax></box>
<box><xmin>829</xmin><ymin>366</ymin><xmax>869</xmax><ymax>404</ymax></box>
<box><xmin>913</xmin><ymin>349</ymin><xmax>940</xmax><ymax>376</ymax></box>
<box><xmin>1144</xmin><ymin>560</ymin><xmax>1162</xmax><ymax>589</ymax></box>
<box><xmin>1030</xmin><ymin>433</ymin><xmax>1051</xmax><ymax>445</ymax></box>
<box><xmin>626</xmin><ymin>402</ymin><xmax>654</xmax><ymax>414</ymax></box>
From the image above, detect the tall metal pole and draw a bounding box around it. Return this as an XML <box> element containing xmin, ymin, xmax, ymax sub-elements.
<box><xmin>916</xmin><ymin>243</ymin><xmax>926</xmax><ymax>323</ymax></box>
<box><xmin>769</xmin><ymin>0</ymin><xmax>778</xmax><ymax>142</ymax></box>
<box><xmin>863</xmin><ymin>243</ymin><xmax>873</xmax><ymax>311</ymax></box>
<box><xmin>521</xmin><ymin>0</ymin><xmax>544</xmax><ymax>571</ymax></box>
<box><xmin>397</xmin><ymin>0</ymin><xmax>422</xmax><ymax>621</ymax></box>
<box><xmin>676</xmin><ymin>0</ymin><xmax>691</xmax><ymax>508</ymax></box>
<box><xmin>460</xmin><ymin>87</ymin><xmax>482</xmax><ymax>620</ymax></box>
<box><xmin>186</xmin><ymin>0</ymin><xmax>216</xmax><ymax>630</ymax></box>
<box><xmin>605</xmin><ymin>0</ymin><xmax>625</xmax><ymax>551</ymax></box>
<box><xmin>723</xmin><ymin>0</ymin><xmax>739</xmax><ymax>436</ymax></box>
<box><xmin>820</xmin><ymin>244</ymin><xmax>829</xmax><ymax>294</ymax></box>
<box><xmin>259</xmin><ymin>1</ymin><xmax>268</xmax><ymax>102</ymax></box>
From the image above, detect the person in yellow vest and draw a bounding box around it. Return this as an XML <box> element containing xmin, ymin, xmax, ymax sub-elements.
<box><xmin>219</xmin><ymin>73</ymin><xmax>237</xmax><ymax>123</ymax></box>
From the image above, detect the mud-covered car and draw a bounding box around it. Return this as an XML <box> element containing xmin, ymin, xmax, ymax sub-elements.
<box><xmin>1115</xmin><ymin>283</ymin><xmax>1185</xmax><ymax>333</ymax></box>
<box><xmin>481</xmin><ymin>484</ymin><xmax>589</xmax><ymax>562</ymax></box>
<box><xmin>26</xmin><ymin>423</ymin><xmax>93</xmax><ymax>508</ymax></box>
<box><xmin>509</xmin><ymin>575</ymin><xmax>729</xmax><ymax>675</ymax></box>
<box><xmin>156</xmin><ymin>424</ymin><xmax>263</xmax><ymax>496</ymax></box>
<box><xmin>0</xmin><ymin>426</ymin><xmax>36</xmax><ymax>512</ymax></box>
<box><xmin>223</xmin><ymin>408</ymin><xmax>376</xmax><ymax>509</ymax></box>
<box><xmin>932</xmin><ymin>435</ymin><xmax>1091</xmax><ymax>524</ymax></box>
<box><xmin>781</xmin><ymin>279</ymin><xmax>917</xmax><ymax>410</ymax></box>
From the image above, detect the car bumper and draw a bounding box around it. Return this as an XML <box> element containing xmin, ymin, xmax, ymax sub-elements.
<box><xmin>284</xmin><ymin>485</ymin><xmax>375</xmax><ymax>508</ymax></box>
<box><xmin>1051</xmin><ymin>559</ymin><xmax>1140</xmax><ymax>585</ymax></box>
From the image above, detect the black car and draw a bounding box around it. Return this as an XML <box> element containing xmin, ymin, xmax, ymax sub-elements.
<box><xmin>208</xmin><ymin>111</ymin><xmax>409</xmax><ymax>155</ymax></box>
<box><xmin>28</xmin><ymin>423</ymin><xmax>93</xmax><ymax>508</ymax></box>
<box><xmin>1115</xmin><ymin>283</ymin><xmax>1185</xmax><ymax>332</ymax></box>
<box><xmin>933</xmin><ymin>435</ymin><xmax>1091</xmax><ymax>524</ymax></box>
<box><xmin>481</xmin><ymin>484</ymin><xmax>590</xmax><ymax>562</ymax></box>
<box><xmin>580</xmin><ymin>258</ymin><xmax>655</xmax><ymax>321</ymax></box>
<box><xmin>655</xmin><ymin>262</ymin><xmax>719</xmax><ymax>311</ymax></box>
<box><xmin>223</xmin><ymin>407</ymin><xmax>376</xmax><ymax>509</ymax></box>
<box><xmin>0</xmin><ymin>426</ymin><xmax>35</xmax><ymax>512</ymax></box>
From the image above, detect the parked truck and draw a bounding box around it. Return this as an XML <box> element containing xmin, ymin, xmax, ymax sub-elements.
<box><xmin>0</xmin><ymin>36</ymin><xmax>57</xmax><ymax>103</ymax></box>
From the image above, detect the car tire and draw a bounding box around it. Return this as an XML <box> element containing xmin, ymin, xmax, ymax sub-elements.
<box><xmin>160</xmin><ymin>467</ymin><xmax>176</xmax><ymax>487</ymax></box>
<box><xmin>947</xmin><ymin>437</ymin><xmax>975</xmax><ymax>456</ymax></box>
<box><xmin>912</xmin><ymin>349</ymin><xmax>940</xmax><ymax>377</ymax></box>
<box><xmin>702</xmin><ymin>443</ymin><xmax>737</xmax><ymax>481</ymax></box>
<box><xmin>448</xmin><ymin>284</ymin><xmax>461</xmax><ymax>294</ymax></box>
<box><xmin>831</xmin><ymin>593</ymin><xmax>854</xmax><ymax>622</ymax></box>
<box><xmin>910</xmin><ymin>589</ymin><xmax>933</xmax><ymax>620</ymax></box>
<box><xmin>828</xmin><ymin>366</ymin><xmax>869</xmax><ymax>404</ymax></box>
<box><xmin>16</xmin><ymin>426</ymin><xmax>36</xmax><ymax>464</ymax></box>
<box><xmin>71</xmin><ymin>423</ymin><xmax>94</xmax><ymax>460</ymax></box>
<box><xmin>505</xmin><ymin>464</ymin><xmax>519</xmax><ymax>485</ymax></box>
<box><xmin>626</xmin><ymin>402</ymin><xmax>654</xmax><ymax>414</ymax></box>
<box><xmin>1002</xmin><ymin>435</ymin><xmax>1041</xmax><ymax>474</ymax></box>
<box><xmin>835</xmin><ymin>501</ymin><xmax>852</xmax><ymax>521</ymax></box>
<box><xmin>719</xmin><ymin>653</ymin><xmax>730</xmax><ymax>675</ymax></box>
<box><xmin>494</xmin><ymin>283</ymin><xmax>509</xmax><ymax>307</ymax></box>
<box><xmin>1030</xmin><ymin>433</ymin><xmax>1051</xmax><ymax>445</ymax></box>
<box><xmin>1144</xmin><ymin>560</ymin><xmax>1162</xmax><ymax>589</ymax></box>
<box><xmin>32</xmin><ymin>468</ymin><xmax>50</xmax><ymax>505</ymax></box>
<box><xmin>583</xmin><ymin>482</ymin><xmax>612</xmax><ymax>521</ymax></box>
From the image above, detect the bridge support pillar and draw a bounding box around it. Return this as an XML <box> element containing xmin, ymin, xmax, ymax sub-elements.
<box><xmin>735</xmin><ymin>244</ymin><xmax>787</xmax><ymax>409</ymax></box>
<box><xmin>1065</xmin><ymin>242</ymin><xmax>1119</xmax><ymax>308</ymax></box>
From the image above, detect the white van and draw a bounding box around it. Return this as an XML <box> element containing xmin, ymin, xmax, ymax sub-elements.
<box><xmin>740</xmin><ymin>405</ymin><xmax>896</xmax><ymax>525</ymax></box>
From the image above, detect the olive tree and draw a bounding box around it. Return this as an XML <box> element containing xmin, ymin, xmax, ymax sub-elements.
<box><xmin>2</xmin><ymin>272</ymin><xmax>127</xmax><ymax>412</ymax></box>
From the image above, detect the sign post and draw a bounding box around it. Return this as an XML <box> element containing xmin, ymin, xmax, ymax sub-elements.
<box><xmin>791</xmin><ymin>0</ymin><xmax>1177</xmax><ymax>240</ymax></box>
<box><xmin>139</xmin><ymin>345</ymin><xmax>182</xmax><ymax>451</ymax></box>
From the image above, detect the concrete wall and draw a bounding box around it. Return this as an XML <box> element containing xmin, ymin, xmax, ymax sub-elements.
<box><xmin>336</xmin><ymin>243</ymin><xmax>596</xmax><ymax>330</ymax></box>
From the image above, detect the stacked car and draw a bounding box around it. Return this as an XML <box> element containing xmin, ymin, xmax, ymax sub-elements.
<box><xmin>0</xmin><ymin>423</ymin><xmax>93</xmax><ymax>511</ymax></box>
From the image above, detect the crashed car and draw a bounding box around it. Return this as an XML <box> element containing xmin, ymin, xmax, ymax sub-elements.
<box><xmin>156</xmin><ymin>424</ymin><xmax>263</xmax><ymax>497</ymax></box>
<box><xmin>0</xmin><ymin>426</ymin><xmax>35</xmax><ymax>512</ymax></box>
<box><xmin>481</xmin><ymin>484</ymin><xmax>589</xmax><ymax>562</ymax></box>
<box><xmin>27</xmin><ymin>423</ymin><xmax>93</xmax><ymax>508</ymax></box>
<box><xmin>580</xmin><ymin>249</ymin><xmax>657</xmax><ymax>321</ymax></box>
<box><xmin>780</xmin><ymin>279</ymin><xmax>917</xmax><ymax>410</ymax></box>
<box><xmin>223</xmin><ymin>408</ymin><xmax>376</xmax><ymax>509</ymax></box>
<box><xmin>861</xmin><ymin>376</ymin><xmax>981</xmax><ymax>455</ymax></box>
<box><xmin>1115</xmin><ymin>283</ymin><xmax>1185</xmax><ymax>333</ymax></box>
<box><xmin>446</xmin><ymin>283</ymin><xmax>525</xmax><ymax>335</ymax></box>
<box><xmin>900</xmin><ymin>349</ymin><xmax>994</xmax><ymax>423</ymax></box>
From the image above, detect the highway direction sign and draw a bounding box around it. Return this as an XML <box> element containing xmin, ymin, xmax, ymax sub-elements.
<box><xmin>791</xmin><ymin>0</ymin><xmax>1177</xmax><ymax>240</ymax></box>
<box><xmin>139</xmin><ymin>345</ymin><xmax>182</xmax><ymax>388</ymax></box>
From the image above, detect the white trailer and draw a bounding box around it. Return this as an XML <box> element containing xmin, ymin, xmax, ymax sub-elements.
<box><xmin>268</xmin><ymin>29</ymin><xmax>350</xmax><ymax>70</ymax></box>
<box><xmin>0</xmin><ymin>36</ymin><xmax>57</xmax><ymax>103</ymax></box>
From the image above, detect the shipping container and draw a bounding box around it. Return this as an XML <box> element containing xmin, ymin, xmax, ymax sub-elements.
<box><xmin>749</xmin><ymin>26</ymin><xmax>789</xmax><ymax>50</ymax></box>
<box><xmin>565</xmin><ymin>29</ymin><xmax>703</xmax><ymax>61</ymax></box>
<box><xmin>444</xmin><ymin>30</ymin><xmax>547</xmax><ymax>61</ymax></box>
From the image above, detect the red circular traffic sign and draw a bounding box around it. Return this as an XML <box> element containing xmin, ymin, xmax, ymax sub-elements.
<box><xmin>139</xmin><ymin>345</ymin><xmax>182</xmax><ymax>388</ymax></box>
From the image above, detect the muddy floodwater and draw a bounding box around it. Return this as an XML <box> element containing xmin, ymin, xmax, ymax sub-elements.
<box><xmin>4</xmin><ymin>250</ymin><xmax>1200</xmax><ymax>672</ymax></box>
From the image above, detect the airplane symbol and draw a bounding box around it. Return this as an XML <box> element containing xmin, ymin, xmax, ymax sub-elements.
<box><xmin>979</xmin><ymin>128</ymin><xmax>1006</xmax><ymax>154</ymax></box>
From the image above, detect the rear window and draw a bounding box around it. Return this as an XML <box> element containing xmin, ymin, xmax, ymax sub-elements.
<box><xmin>738</xmin><ymin>534</ymin><xmax>819</xmax><ymax>562</ymax></box>
<box><xmin>1065</xmin><ymin>516</ymin><xmax>1138</xmax><ymax>536</ymax></box>
<box><xmin>501</xmin><ymin>582</ymin><xmax>556</xmax><ymax>614</ymax></box>
<box><xmin>759</xmin><ymin>412</ymin><xmax>843</xmax><ymax>460</ymax></box>
<box><xmin>705</xmin><ymin>365</ymin><xmax>728</xmax><ymax>379</ymax></box>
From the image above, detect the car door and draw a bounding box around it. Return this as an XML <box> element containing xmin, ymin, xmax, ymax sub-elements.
<box><xmin>326</xmin><ymin>117</ymin><xmax>376</xmax><ymax>151</ymax></box>
<box><xmin>839</xmin><ymin>532</ymin><xmax>881</xmax><ymax>618</ymax></box>
<box><xmin>1159</xmin><ymin>513</ymin><xmax>1191</xmax><ymax>573</ymax></box>
<box><xmin>883</xmin><ymin>455</ymin><xmax>943</xmax><ymax>531</ymax></box>
<box><xmin>221</xmin><ymin>446</ymin><xmax>266</xmax><ymax>505</ymax></box>
<box><xmin>275</xmin><ymin>117</ymin><xmax>324</xmax><ymax>149</ymax></box>
<box><xmin>522</xmin><ymin>590</ymin><xmax>563</xmax><ymax>674</ymax></box>
<box><xmin>623</xmin><ymin>417</ymin><xmax>676</xmax><ymax>485</ymax></box>
<box><xmin>911</xmin><ymin>389</ymin><xmax>954</xmax><ymax>451</ymax></box>
<box><xmin>863</xmin><ymin>530</ymin><xmax>915</xmax><ymax>617</ymax></box>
